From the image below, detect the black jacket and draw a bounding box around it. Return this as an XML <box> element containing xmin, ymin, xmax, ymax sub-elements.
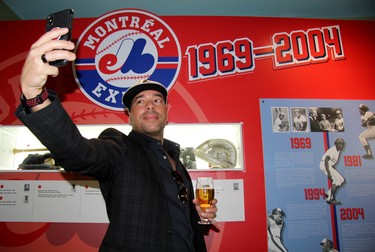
<box><xmin>16</xmin><ymin>92</ymin><xmax>207</xmax><ymax>252</ymax></box>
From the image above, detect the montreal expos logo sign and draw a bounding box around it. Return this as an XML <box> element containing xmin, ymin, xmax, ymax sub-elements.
<box><xmin>73</xmin><ymin>9</ymin><xmax>181</xmax><ymax>110</ymax></box>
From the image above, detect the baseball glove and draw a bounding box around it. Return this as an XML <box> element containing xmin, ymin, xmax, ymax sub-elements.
<box><xmin>18</xmin><ymin>153</ymin><xmax>61</xmax><ymax>170</ymax></box>
<box><xmin>368</xmin><ymin>115</ymin><xmax>375</xmax><ymax>126</ymax></box>
<box><xmin>194</xmin><ymin>139</ymin><xmax>237</xmax><ymax>168</ymax></box>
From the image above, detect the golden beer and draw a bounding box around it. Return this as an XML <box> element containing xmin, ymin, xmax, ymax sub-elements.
<box><xmin>196</xmin><ymin>188</ymin><xmax>215</xmax><ymax>210</ymax></box>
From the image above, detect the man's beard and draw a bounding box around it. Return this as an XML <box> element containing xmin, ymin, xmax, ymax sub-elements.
<box><xmin>141</xmin><ymin>123</ymin><xmax>165</xmax><ymax>137</ymax></box>
<box><xmin>129</xmin><ymin>110</ymin><xmax>167</xmax><ymax>138</ymax></box>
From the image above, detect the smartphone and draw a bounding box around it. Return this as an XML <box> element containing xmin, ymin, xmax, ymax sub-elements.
<box><xmin>46</xmin><ymin>9</ymin><xmax>74</xmax><ymax>67</ymax></box>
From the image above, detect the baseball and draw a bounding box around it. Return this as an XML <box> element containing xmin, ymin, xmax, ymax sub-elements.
<box><xmin>95</xmin><ymin>30</ymin><xmax>157</xmax><ymax>88</ymax></box>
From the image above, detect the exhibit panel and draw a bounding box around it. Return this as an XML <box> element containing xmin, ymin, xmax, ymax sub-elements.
<box><xmin>261</xmin><ymin>99</ymin><xmax>375</xmax><ymax>252</ymax></box>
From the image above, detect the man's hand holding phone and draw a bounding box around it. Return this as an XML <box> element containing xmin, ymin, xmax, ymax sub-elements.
<box><xmin>20</xmin><ymin>11</ymin><xmax>76</xmax><ymax>99</ymax></box>
<box><xmin>19</xmin><ymin>9</ymin><xmax>76</xmax><ymax>112</ymax></box>
<box><xmin>21</xmin><ymin>28</ymin><xmax>76</xmax><ymax>103</ymax></box>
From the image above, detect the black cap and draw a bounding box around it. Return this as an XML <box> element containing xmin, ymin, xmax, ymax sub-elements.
<box><xmin>359</xmin><ymin>104</ymin><xmax>369</xmax><ymax>111</ymax></box>
<box><xmin>122</xmin><ymin>79</ymin><xmax>168</xmax><ymax>111</ymax></box>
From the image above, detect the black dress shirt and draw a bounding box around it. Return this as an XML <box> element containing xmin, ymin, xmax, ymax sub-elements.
<box><xmin>141</xmin><ymin>132</ymin><xmax>195</xmax><ymax>252</ymax></box>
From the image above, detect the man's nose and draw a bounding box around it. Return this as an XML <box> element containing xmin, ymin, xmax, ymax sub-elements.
<box><xmin>146</xmin><ymin>101</ymin><xmax>155</xmax><ymax>110</ymax></box>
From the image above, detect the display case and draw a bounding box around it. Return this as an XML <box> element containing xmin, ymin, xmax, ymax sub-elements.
<box><xmin>0</xmin><ymin>123</ymin><xmax>245</xmax><ymax>223</ymax></box>
<box><xmin>0</xmin><ymin>123</ymin><xmax>245</xmax><ymax>171</ymax></box>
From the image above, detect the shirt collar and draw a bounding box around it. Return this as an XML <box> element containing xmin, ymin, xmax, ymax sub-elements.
<box><xmin>129</xmin><ymin>130</ymin><xmax>181</xmax><ymax>155</ymax></box>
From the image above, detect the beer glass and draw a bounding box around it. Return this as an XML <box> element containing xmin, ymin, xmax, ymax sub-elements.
<box><xmin>196</xmin><ymin>177</ymin><xmax>215</xmax><ymax>224</ymax></box>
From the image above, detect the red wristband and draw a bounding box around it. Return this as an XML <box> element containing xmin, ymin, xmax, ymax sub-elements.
<box><xmin>20</xmin><ymin>88</ymin><xmax>49</xmax><ymax>108</ymax></box>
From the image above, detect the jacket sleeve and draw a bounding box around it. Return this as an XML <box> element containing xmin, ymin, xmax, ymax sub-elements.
<box><xmin>15</xmin><ymin>91</ymin><xmax>124</xmax><ymax>181</ymax></box>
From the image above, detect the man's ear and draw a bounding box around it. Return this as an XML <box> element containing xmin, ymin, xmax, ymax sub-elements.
<box><xmin>125</xmin><ymin>109</ymin><xmax>132</xmax><ymax>125</ymax></box>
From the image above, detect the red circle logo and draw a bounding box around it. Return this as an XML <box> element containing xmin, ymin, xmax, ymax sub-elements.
<box><xmin>74</xmin><ymin>9</ymin><xmax>181</xmax><ymax>110</ymax></box>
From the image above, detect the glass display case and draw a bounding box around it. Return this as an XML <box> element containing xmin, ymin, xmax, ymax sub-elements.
<box><xmin>0</xmin><ymin>123</ymin><xmax>244</xmax><ymax>171</ymax></box>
